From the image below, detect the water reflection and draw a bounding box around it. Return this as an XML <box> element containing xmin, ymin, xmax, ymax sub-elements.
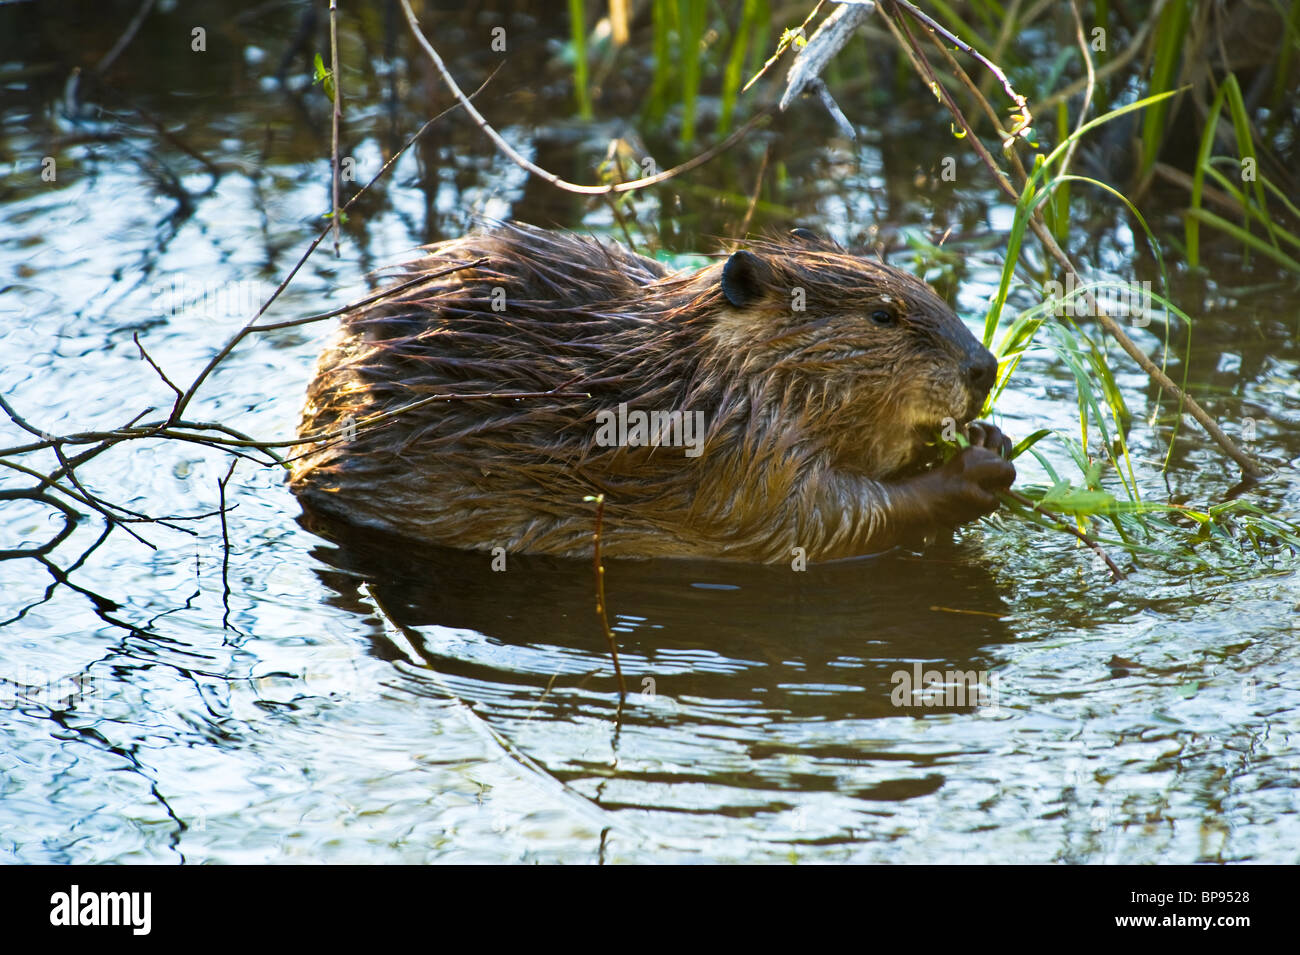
<box><xmin>301</xmin><ymin>508</ymin><xmax>1012</xmax><ymax>725</ymax></box>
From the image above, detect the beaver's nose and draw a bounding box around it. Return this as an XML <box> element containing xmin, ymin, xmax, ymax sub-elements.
<box><xmin>963</xmin><ymin>351</ymin><xmax>998</xmax><ymax>394</ymax></box>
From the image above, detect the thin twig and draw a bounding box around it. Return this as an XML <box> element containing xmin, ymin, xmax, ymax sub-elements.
<box><xmin>329</xmin><ymin>0</ymin><xmax>341</xmax><ymax>257</ymax></box>
<box><xmin>165</xmin><ymin>67</ymin><xmax>500</xmax><ymax>427</ymax></box>
<box><xmin>0</xmin><ymin>420</ymin><xmax>285</xmax><ymax>465</ymax></box>
<box><xmin>248</xmin><ymin>258</ymin><xmax>488</xmax><ymax>332</ymax></box>
<box><xmin>919</xmin><ymin>27</ymin><xmax>1032</xmax><ymax>185</ymax></box>
<box><xmin>587</xmin><ymin>493</ymin><xmax>627</xmax><ymax>702</ymax></box>
<box><xmin>0</xmin><ymin>451</ymin><xmax>211</xmax><ymax>540</ymax></box>
<box><xmin>50</xmin><ymin>443</ymin><xmax>156</xmax><ymax>546</ymax></box>
<box><xmin>890</xmin><ymin>0</ymin><xmax>1029</xmax><ymax>124</ymax></box>
<box><xmin>399</xmin><ymin>0</ymin><xmax>774</xmax><ymax>196</ymax></box>
<box><xmin>1004</xmin><ymin>488</ymin><xmax>1125</xmax><ymax>580</ymax></box>
<box><xmin>134</xmin><ymin>332</ymin><xmax>183</xmax><ymax>401</ymax></box>
<box><xmin>95</xmin><ymin>0</ymin><xmax>156</xmax><ymax>76</ymax></box>
<box><xmin>1036</xmin><ymin>14</ymin><xmax>1155</xmax><ymax>112</ymax></box>
<box><xmin>734</xmin><ymin>143</ymin><xmax>771</xmax><ymax>244</ymax></box>
<box><xmin>1057</xmin><ymin>0</ymin><xmax>1096</xmax><ymax>184</ymax></box>
<box><xmin>216</xmin><ymin>458</ymin><xmax>239</xmax><ymax>634</ymax></box>
<box><xmin>742</xmin><ymin>0</ymin><xmax>825</xmax><ymax>93</ymax></box>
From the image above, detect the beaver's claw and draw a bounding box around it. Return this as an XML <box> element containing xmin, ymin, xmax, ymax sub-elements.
<box><xmin>908</xmin><ymin>422</ymin><xmax>1016</xmax><ymax>529</ymax></box>
<box><xmin>965</xmin><ymin>420</ymin><xmax>1014</xmax><ymax>459</ymax></box>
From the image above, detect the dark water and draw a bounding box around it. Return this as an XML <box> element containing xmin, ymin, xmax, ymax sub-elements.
<box><xmin>1</xmin><ymin>1</ymin><xmax>1298</xmax><ymax>863</ymax></box>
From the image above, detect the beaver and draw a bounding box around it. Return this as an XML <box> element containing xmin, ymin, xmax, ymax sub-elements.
<box><xmin>289</xmin><ymin>222</ymin><xmax>1015</xmax><ymax>563</ymax></box>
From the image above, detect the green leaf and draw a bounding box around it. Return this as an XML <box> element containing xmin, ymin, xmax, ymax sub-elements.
<box><xmin>1037</xmin><ymin>484</ymin><xmax>1119</xmax><ymax>515</ymax></box>
<box><xmin>1185</xmin><ymin>209</ymin><xmax>1300</xmax><ymax>273</ymax></box>
<box><xmin>313</xmin><ymin>52</ymin><xmax>336</xmax><ymax>102</ymax></box>
<box><xmin>1010</xmin><ymin>429</ymin><xmax>1053</xmax><ymax>459</ymax></box>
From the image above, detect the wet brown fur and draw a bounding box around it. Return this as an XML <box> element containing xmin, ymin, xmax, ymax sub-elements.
<box><xmin>290</xmin><ymin>221</ymin><xmax>1011</xmax><ymax>562</ymax></box>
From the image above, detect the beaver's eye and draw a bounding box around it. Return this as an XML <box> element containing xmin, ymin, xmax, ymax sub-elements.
<box><xmin>869</xmin><ymin>308</ymin><xmax>897</xmax><ymax>327</ymax></box>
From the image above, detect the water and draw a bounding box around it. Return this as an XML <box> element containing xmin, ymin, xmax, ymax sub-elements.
<box><xmin>1</xmin><ymin>0</ymin><xmax>1298</xmax><ymax>864</ymax></box>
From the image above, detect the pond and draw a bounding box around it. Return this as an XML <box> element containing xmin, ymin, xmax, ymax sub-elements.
<box><xmin>1</xmin><ymin>0</ymin><xmax>1298</xmax><ymax>864</ymax></box>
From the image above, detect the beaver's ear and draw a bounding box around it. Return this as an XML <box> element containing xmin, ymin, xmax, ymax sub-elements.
<box><xmin>789</xmin><ymin>228</ymin><xmax>842</xmax><ymax>252</ymax></box>
<box><xmin>720</xmin><ymin>250</ymin><xmax>770</xmax><ymax>307</ymax></box>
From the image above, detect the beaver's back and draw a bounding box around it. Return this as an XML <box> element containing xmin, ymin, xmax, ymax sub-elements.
<box><xmin>289</xmin><ymin>223</ymin><xmax>718</xmax><ymax>555</ymax></box>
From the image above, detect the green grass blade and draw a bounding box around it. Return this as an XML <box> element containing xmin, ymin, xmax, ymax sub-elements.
<box><xmin>1185</xmin><ymin>208</ymin><xmax>1300</xmax><ymax>273</ymax></box>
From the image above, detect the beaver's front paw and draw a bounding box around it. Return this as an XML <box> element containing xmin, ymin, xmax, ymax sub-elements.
<box><xmin>912</xmin><ymin>433</ymin><xmax>1016</xmax><ymax>528</ymax></box>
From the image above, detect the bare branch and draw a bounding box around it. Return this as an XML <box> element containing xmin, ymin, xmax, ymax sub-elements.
<box><xmin>780</xmin><ymin>0</ymin><xmax>875</xmax><ymax>136</ymax></box>
<box><xmin>328</xmin><ymin>0</ymin><xmax>342</xmax><ymax>257</ymax></box>
<box><xmin>134</xmin><ymin>332</ymin><xmax>183</xmax><ymax>401</ymax></box>
<box><xmin>398</xmin><ymin>0</ymin><xmax>775</xmax><ymax>195</ymax></box>
<box><xmin>1004</xmin><ymin>489</ymin><xmax>1125</xmax><ymax>581</ymax></box>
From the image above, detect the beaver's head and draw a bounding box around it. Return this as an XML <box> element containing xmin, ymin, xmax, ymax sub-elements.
<box><xmin>702</xmin><ymin>231</ymin><xmax>997</xmax><ymax>476</ymax></box>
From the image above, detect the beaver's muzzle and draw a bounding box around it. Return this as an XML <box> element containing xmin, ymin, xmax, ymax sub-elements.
<box><xmin>960</xmin><ymin>346</ymin><xmax>998</xmax><ymax>420</ymax></box>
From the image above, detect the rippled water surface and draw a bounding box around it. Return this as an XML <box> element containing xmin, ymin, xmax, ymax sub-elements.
<box><xmin>2</xmin><ymin>1</ymin><xmax>1298</xmax><ymax>863</ymax></box>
